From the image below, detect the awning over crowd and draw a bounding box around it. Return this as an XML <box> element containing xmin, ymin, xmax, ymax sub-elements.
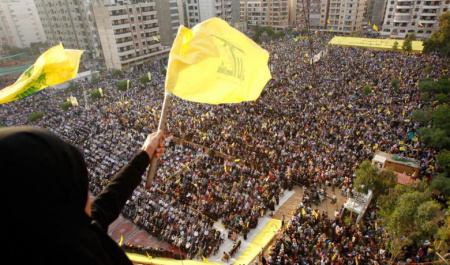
<box><xmin>329</xmin><ymin>36</ymin><xmax>424</xmax><ymax>52</ymax></box>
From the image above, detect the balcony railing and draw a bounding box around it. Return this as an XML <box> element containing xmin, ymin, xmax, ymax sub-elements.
<box><xmin>393</xmin><ymin>14</ymin><xmax>411</xmax><ymax>22</ymax></box>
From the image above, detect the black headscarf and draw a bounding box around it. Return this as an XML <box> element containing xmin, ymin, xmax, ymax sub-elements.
<box><xmin>2</xmin><ymin>126</ymin><xmax>131</xmax><ymax>264</ymax></box>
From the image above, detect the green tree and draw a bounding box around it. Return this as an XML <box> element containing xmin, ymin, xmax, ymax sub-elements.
<box><xmin>363</xmin><ymin>85</ymin><xmax>371</xmax><ymax>96</ymax></box>
<box><xmin>117</xmin><ymin>80</ymin><xmax>129</xmax><ymax>91</ymax></box>
<box><xmin>423</xmin><ymin>12</ymin><xmax>450</xmax><ymax>57</ymax></box>
<box><xmin>436</xmin><ymin>93</ymin><xmax>449</xmax><ymax>103</ymax></box>
<box><xmin>419</xmin><ymin>127</ymin><xmax>450</xmax><ymax>149</ymax></box>
<box><xmin>29</xmin><ymin>112</ymin><xmax>44</xmax><ymax>122</ymax></box>
<box><xmin>412</xmin><ymin>109</ymin><xmax>432</xmax><ymax>126</ymax></box>
<box><xmin>431</xmin><ymin>150</ymin><xmax>450</xmax><ymax>196</ymax></box>
<box><xmin>60</xmin><ymin>101</ymin><xmax>72</xmax><ymax>110</ymax></box>
<box><xmin>402</xmin><ymin>33</ymin><xmax>416</xmax><ymax>52</ymax></box>
<box><xmin>437</xmin><ymin>75</ymin><xmax>450</xmax><ymax>94</ymax></box>
<box><xmin>90</xmin><ymin>89</ymin><xmax>101</xmax><ymax>99</ymax></box>
<box><xmin>393</xmin><ymin>41</ymin><xmax>399</xmax><ymax>50</ymax></box>
<box><xmin>354</xmin><ymin>160</ymin><xmax>397</xmax><ymax>196</ymax></box>
<box><xmin>391</xmin><ymin>77</ymin><xmax>399</xmax><ymax>91</ymax></box>
<box><xmin>140</xmin><ymin>74</ymin><xmax>150</xmax><ymax>84</ymax></box>
<box><xmin>431</xmin><ymin>173</ymin><xmax>450</xmax><ymax>196</ymax></box>
<box><xmin>378</xmin><ymin>183</ymin><xmax>440</xmax><ymax>258</ymax></box>
<box><xmin>420</xmin><ymin>92</ymin><xmax>430</xmax><ymax>103</ymax></box>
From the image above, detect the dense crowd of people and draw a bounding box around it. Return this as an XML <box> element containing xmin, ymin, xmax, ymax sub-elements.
<box><xmin>0</xmin><ymin>34</ymin><xmax>446</xmax><ymax>263</ymax></box>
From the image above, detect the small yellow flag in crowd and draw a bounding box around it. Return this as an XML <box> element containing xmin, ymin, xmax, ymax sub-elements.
<box><xmin>373</xmin><ymin>24</ymin><xmax>379</xmax><ymax>32</ymax></box>
<box><xmin>0</xmin><ymin>44</ymin><xmax>83</xmax><ymax>104</ymax></box>
<box><xmin>165</xmin><ymin>18</ymin><xmax>272</xmax><ymax>104</ymax></box>
<box><xmin>119</xmin><ymin>235</ymin><xmax>123</xmax><ymax>246</ymax></box>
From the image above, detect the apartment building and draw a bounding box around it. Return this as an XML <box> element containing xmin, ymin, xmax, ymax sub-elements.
<box><xmin>240</xmin><ymin>0</ymin><xmax>289</xmax><ymax>29</ymax></box>
<box><xmin>323</xmin><ymin>0</ymin><xmax>369</xmax><ymax>34</ymax></box>
<box><xmin>34</xmin><ymin>0</ymin><xmax>101</xmax><ymax>59</ymax></box>
<box><xmin>291</xmin><ymin>0</ymin><xmax>322</xmax><ymax>30</ymax></box>
<box><xmin>0</xmin><ymin>0</ymin><xmax>46</xmax><ymax>48</ymax></box>
<box><xmin>366</xmin><ymin>0</ymin><xmax>388</xmax><ymax>27</ymax></box>
<box><xmin>93</xmin><ymin>0</ymin><xmax>179</xmax><ymax>70</ymax></box>
<box><xmin>181</xmin><ymin>0</ymin><xmax>240</xmax><ymax>28</ymax></box>
<box><xmin>381</xmin><ymin>0</ymin><xmax>449</xmax><ymax>39</ymax></box>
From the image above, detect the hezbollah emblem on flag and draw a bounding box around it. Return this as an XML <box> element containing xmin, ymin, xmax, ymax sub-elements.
<box><xmin>165</xmin><ymin>18</ymin><xmax>271</xmax><ymax>104</ymax></box>
<box><xmin>0</xmin><ymin>44</ymin><xmax>83</xmax><ymax>104</ymax></box>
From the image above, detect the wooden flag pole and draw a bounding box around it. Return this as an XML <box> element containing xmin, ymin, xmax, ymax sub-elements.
<box><xmin>145</xmin><ymin>92</ymin><xmax>172</xmax><ymax>189</ymax></box>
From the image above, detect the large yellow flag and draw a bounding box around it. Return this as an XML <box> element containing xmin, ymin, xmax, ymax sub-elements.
<box><xmin>0</xmin><ymin>44</ymin><xmax>83</xmax><ymax>104</ymax></box>
<box><xmin>165</xmin><ymin>18</ymin><xmax>271</xmax><ymax>104</ymax></box>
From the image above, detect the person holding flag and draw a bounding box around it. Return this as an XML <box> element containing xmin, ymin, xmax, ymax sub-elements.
<box><xmin>2</xmin><ymin>127</ymin><xmax>166</xmax><ymax>264</ymax></box>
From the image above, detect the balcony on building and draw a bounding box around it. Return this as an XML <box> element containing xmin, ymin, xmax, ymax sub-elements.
<box><xmin>112</xmin><ymin>23</ymin><xmax>130</xmax><ymax>30</ymax></box>
<box><xmin>393</xmin><ymin>14</ymin><xmax>411</xmax><ymax>22</ymax></box>
<box><xmin>111</xmin><ymin>14</ymin><xmax>128</xmax><ymax>21</ymax></box>
<box><xmin>115</xmin><ymin>32</ymin><xmax>132</xmax><ymax>39</ymax></box>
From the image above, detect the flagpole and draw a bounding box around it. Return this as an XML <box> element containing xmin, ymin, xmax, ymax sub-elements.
<box><xmin>145</xmin><ymin>92</ymin><xmax>172</xmax><ymax>189</ymax></box>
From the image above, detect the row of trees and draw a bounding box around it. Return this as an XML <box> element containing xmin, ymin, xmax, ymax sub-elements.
<box><xmin>412</xmin><ymin>75</ymin><xmax>450</xmax><ymax>197</ymax></box>
<box><xmin>354</xmin><ymin>161</ymin><xmax>449</xmax><ymax>261</ymax></box>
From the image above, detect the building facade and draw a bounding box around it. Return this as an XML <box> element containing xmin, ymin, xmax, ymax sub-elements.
<box><xmin>93</xmin><ymin>0</ymin><xmax>177</xmax><ymax>70</ymax></box>
<box><xmin>0</xmin><ymin>0</ymin><xmax>46</xmax><ymax>48</ymax></box>
<box><xmin>181</xmin><ymin>0</ymin><xmax>240</xmax><ymax>28</ymax></box>
<box><xmin>381</xmin><ymin>0</ymin><xmax>449</xmax><ymax>39</ymax></box>
<box><xmin>240</xmin><ymin>0</ymin><xmax>290</xmax><ymax>29</ymax></box>
<box><xmin>291</xmin><ymin>0</ymin><xmax>322</xmax><ymax>30</ymax></box>
<box><xmin>34</xmin><ymin>0</ymin><xmax>101</xmax><ymax>59</ymax></box>
<box><xmin>323</xmin><ymin>0</ymin><xmax>369</xmax><ymax>34</ymax></box>
<box><xmin>366</xmin><ymin>0</ymin><xmax>387</xmax><ymax>28</ymax></box>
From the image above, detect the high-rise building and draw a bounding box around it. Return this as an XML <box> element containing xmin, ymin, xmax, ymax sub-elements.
<box><xmin>290</xmin><ymin>0</ymin><xmax>322</xmax><ymax>30</ymax></box>
<box><xmin>323</xmin><ymin>0</ymin><xmax>369</xmax><ymax>34</ymax></box>
<box><xmin>34</xmin><ymin>0</ymin><xmax>101</xmax><ymax>59</ymax></box>
<box><xmin>381</xmin><ymin>0</ymin><xmax>449</xmax><ymax>39</ymax></box>
<box><xmin>93</xmin><ymin>0</ymin><xmax>180</xmax><ymax>70</ymax></box>
<box><xmin>181</xmin><ymin>0</ymin><xmax>240</xmax><ymax>28</ymax></box>
<box><xmin>366</xmin><ymin>0</ymin><xmax>387</xmax><ymax>28</ymax></box>
<box><xmin>240</xmin><ymin>0</ymin><xmax>289</xmax><ymax>30</ymax></box>
<box><xmin>0</xmin><ymin>0</ymin><xmax>46</xmax><ymax>48</ymax></box>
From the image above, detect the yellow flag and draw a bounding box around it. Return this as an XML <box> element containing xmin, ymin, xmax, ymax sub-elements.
<box><xmin>0</xmin><ymin>44</ymin><xmax>83</xmax><ymax>104</ymax></box>
<box><xmin>202</xmin><ymin>256</ymin><xmax>211</xmax><ymax>263</ymax></box>
<box><xmin>165</xmin><ymin>18</ymin><xmax>271</xmax><ymax>104</ymax></box>
<box><xmin>119</xmin><ymin>235</ymin><xmax>123</xmax><ymax>246</ymax></box>
<box><xmin>373</xmin><ymin>24</ymin><xmax>379</xmax><ymax>32</ymax></box>
<box><xmin>368</xmin><ymin>20</ymin><xmax>371</xmax><ymax>26</ymax></box>
<box><xmin>153</xmin><ymin>36</ymin><xmax>160</xmax><ymax>42</ymax></box>
<box><xmin>419</xmin><ymin>22</ymin><xmax>424</xmax><ymax>27</ymax></box>
<box><xmin>327</xmin><ymin>19</ymin><xmax>331</xmax><ymax>24</ymax></box>
<box><xmin>146</xmin><ymin>251</ymin><xmax>153</xmax><ymax>260</ymax></box>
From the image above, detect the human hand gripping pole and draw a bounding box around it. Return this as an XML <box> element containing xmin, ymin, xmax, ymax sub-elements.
<box><xmin>145</xmin><ymin>92</ymin><xmax>172</xmax><ymax>189</ymax></box>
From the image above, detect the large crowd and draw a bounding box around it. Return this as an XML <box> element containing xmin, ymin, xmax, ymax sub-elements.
<box><xmin>0</xmin><ymin>34</ymin><xmax>446</xmax><ymax>263</ymax></box>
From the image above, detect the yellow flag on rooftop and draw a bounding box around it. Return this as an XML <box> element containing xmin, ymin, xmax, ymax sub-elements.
<box><xmin>0</xmin><ymin>44</ymin><xmax>83</xmax><ymax>104</ymax></box>
<box><xmin>165</xmin><ymin>18</ymin><xmax>272</xmax><ymax>104</ymax></box>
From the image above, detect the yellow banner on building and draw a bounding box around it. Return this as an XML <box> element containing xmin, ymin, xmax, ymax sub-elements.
<box><xmin>328</xmin><ymin>36</ymin><xmax>424</xmax><ymax>52</ymax></box>
<box><xmin>0</xmin><ymin>44</ymin><xmax>83</xmax><ymax>104</ymax></box>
